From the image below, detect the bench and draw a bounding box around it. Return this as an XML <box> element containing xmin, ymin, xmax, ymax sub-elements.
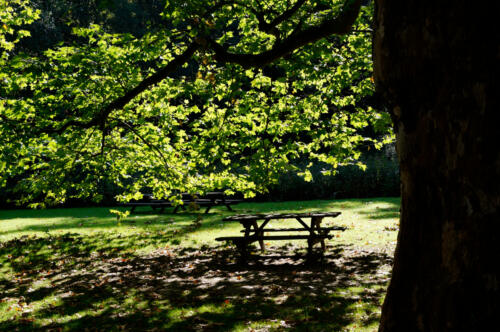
<box><xmin>216</xmin><ymin>233</ymin><xmax>335</xmax><ymax>254</ymax></box>
<box><xmin>176</xmin><ymin>192</ymin><xmax>242</xmax><ymax>213</ymax></box>
<box><xmin>216</xmin><ymin>212</ymin><xmax>345</xmax><ymax>262</ymax></box>
<box><xmin>239</xmin><ymin>226</ymin><xmax>346</xmax><ymax>233</ymax></box>
<box><xmin>122</xmin><ymin>202</ymin><xmax>173</xmax><ymax>213</ymax></box>
<box><xmin>122</xmin><ymin>192</ymin><xmax>242</xmax><ymax>214</ymax></box>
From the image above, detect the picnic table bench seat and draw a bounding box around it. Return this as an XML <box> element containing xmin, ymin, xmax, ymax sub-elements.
<box><xmin>216</xmin><ymin>234</ymin><xmax>333</xmax><ymax>242</ymax></box>
<box><xmin>239</xmin><ymin>226</ymin><xmax>346</xmax><ymax>232</ymax></box>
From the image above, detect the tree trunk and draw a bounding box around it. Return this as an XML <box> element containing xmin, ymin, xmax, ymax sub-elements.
<box><xmin>374</xmin><ymin>1</ymin><xmax>500</xmax><ymax>330</ymax></box>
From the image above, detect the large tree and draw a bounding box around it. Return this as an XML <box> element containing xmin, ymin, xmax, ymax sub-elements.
<box><xmin>1</xmin><ymin>0</ymin><xmax>391</xmax><ymax>206</ymax></box>
<box><xmin>374</xmin><ymin>1</ymin><xmax>499</xmax><ymax>330</ymax></box>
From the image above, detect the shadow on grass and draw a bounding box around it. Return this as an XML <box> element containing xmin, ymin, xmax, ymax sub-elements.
<box><xmin>0</xmin><ymin>207</ymin><xmax>117</xmax><ymax>220</ymax></box>
<box><xmin>0</xmin><ymin>206</ymin><xmax>206</xmax><ymax>222</ymax></box>
<box><xmin>0</xmin><ymin>232</ymin><xmax>392</xmax><ymax>331</ymax></box>
<box><xmin>0</xmin><ymin>214</ymin><xmax>245</xmax><ymax>243</ymax></box>
<box><xmin>357</xmin><ymin>206</ymin><xmax>400</xmax><ymax>220</ymax></box>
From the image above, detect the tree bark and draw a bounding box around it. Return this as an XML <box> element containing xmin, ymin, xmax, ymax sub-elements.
<box><xmin>374</xmin><ymin>1</ymin><xmax>500</xmax><ymax>331</ymax></box>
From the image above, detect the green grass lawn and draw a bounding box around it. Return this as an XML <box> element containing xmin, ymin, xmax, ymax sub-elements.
<box><xmin>0</xmin><ymin>198</ymin><xmax>399</xmax><ymax>331</ymax></box>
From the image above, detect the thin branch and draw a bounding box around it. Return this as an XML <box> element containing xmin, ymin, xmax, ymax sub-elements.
<box><xmin>240</xmin><ymin>0</ymin><xmax>306</xmax><ymax>42</ymax></box>
<box><xmin>0</xmin><ymin>114</ymin><xmax>21</xmax><ymax>125</ymax></box>
<box><xmin>44</xmin><ymin>42</ymin><xmax>200</xmax><ymax>134</ymax></box>
<box><xmin>266</xmin><ymin>0</ymin><xmax>307</xmax><ymax>32</ymax></box>
<box><xmin>115</xmin><ymin>119</ymin><xmax>173</xmax><ymax>171</ymax></box>
<box><xmin>351</xmin><ymin>29</ymin><xmax>373</xmax><ymax>33</ymax></box>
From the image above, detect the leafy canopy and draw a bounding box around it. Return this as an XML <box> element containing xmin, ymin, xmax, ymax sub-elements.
<box><xmin>0</xmin><ymin>0</ymin><xmax>392</xmax><ymax>207</ymax></box>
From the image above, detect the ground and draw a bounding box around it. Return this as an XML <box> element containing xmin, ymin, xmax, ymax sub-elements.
<box><xmin>0</xmin><ymin>198</ymin><xmax>399</xmax><ymax>331</ymax></box>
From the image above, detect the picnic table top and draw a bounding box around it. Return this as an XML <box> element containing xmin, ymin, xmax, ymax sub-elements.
<box><xmin>223</xmin><ymin>211</ymin><xmax>341</xmax><ymax>222</ymax></box>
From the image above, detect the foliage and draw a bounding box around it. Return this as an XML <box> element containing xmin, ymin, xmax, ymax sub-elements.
<box><xmin>109</xmin><ymin>208</ymin><xmax>130</xmax><ymax>224</ymax></box>
<box><xmin>19</xmin><ymin>0</ymin><xmax>166</xmax><ymax>52</ymax></box>
<box><xmin>0</xmin><ymin>0</ymin><xmax>39</xmax><ymax>55</ymax></box>
<box><xmin>0</xmin><ymin>0</ymin><xmax>393</xmax><ymax>207</ymax></box>
<box><xmin>0</xmin><ymin>0</ymin><xmax>39</xmax><ymax>192</ymax></box>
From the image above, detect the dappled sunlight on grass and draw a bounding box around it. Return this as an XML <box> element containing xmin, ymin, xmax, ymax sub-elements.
<box><xmin>0</xmin><ymin>235</ymin><xmax>391</xmax><ymax>331</ymax></box>
<box><xmin>0</xmin><ymin>198</ymin><xmax>400</xmax><ymax>331</ymax></box>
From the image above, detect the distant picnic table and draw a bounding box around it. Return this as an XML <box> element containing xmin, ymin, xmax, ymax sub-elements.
<box><xmin>216</xmin><ymin>212</ymin><xmax>346</xmax><ymax>262</ymax></box>
<box><xmin>122</xmin><ymin>192</ymin><xmax>242</xmax><ymax>214</ymax></box>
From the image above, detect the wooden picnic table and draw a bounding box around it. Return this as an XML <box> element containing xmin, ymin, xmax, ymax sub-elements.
<box><xmin>122</xmin><ymin>192</ymin><xmax>242</xmax><ymax>214</ymax></box>
<box><xmin>216</xmin><ymin>212</ymin><xmax>345</xmax><ymax>261</ymax></box>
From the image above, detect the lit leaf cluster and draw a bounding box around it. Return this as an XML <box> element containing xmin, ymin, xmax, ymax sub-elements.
<box><xmin>0</xmin><ymin>1</ymin><xmax>393</xmax><ymax>206</ymax></box>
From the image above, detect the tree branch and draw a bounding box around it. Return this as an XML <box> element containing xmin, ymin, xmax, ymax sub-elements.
<box><xmin>264</xmin><ymin>0</ymin><xmax>307</xmax><ymax>32</ymax></box>
<box><xmin>247</xmin><ymin>0</ymin><xmax>306</xmax><ymax>41</ymax></box>
<box><xmin>114</xmin><ymin>119</ymin><xmax>174</xmax><ymax>171</ymax></box>
<box><xmin>205</xmin><ymin>0</ymin><xmax>362</xmax><ymax>68</ymax></box>
<box><xmin>40</xmin><ymin>0</ymin><xmax>360</xmax><ymax>135</ymax></box>
<box><xmin>45</xmin><ymin>42</ymin><xmax>200</xmax><ymax>134</ymax></box>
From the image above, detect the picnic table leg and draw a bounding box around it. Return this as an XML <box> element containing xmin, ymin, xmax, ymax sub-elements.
<box><xmin>311</xmin><ymin>216</ymin><xmax>326</xmax><ymax>252</ymax></box>
<box><xmin>173</xmin><ymin>205</ymin><xmax>188</xmax><ymax>213</ymax></box>
<box><xmin>204</xmin><ymin>206</ymin><xmax>211</xmax><ymax>214</ymax></box>
<box><xmin>235</xmin><ymin>239</ymin><xmax>248</xmax><ymax>264</ymax></box>
<box><xmin>225</xmin><ymin>204</ymin><xmax>234</xmax><ymax>212</ymax></box>
<box><xmin>307</xmin><ymin>238</ymin><xmax>314</xmax><ymax>258</ymax></box>
<box><xmin>252</xmin><ymin>221</ymin><xmax>265</xmax><ymax>251</ymax></box>
<box><xmin>239</xmin><ymin>224</ymin><xmax>252</xmax><ymax>264</ymax></box>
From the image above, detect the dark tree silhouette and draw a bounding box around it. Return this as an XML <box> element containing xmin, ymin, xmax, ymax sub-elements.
<box><xmin>374</xmin><ymin>1</ymin><xmax>499</xmax><ymax>330</ymax></box>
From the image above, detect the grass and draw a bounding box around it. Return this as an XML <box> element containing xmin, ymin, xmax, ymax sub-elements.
<box><xmin>0</xmin><ymin>197</ymin><xmax>399</xmax><ymax>331</ymax></box>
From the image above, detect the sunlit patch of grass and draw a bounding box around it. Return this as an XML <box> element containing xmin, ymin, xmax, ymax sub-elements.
<box><xmin>0</xmin><ymin>198</ymin><xmax>400</xmax><ymax>251</ymax></box>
